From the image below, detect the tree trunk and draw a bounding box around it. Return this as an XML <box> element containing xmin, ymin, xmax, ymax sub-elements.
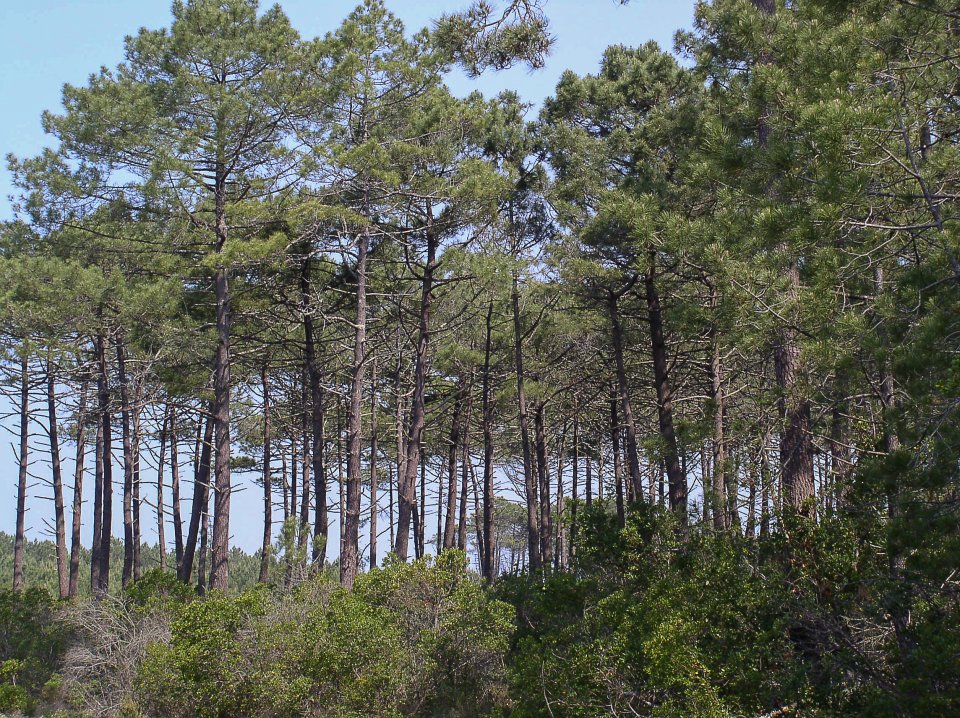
<box><xmin>46</xmin><ymin>352</ymin><xmax>69</xmax><ymax>598</ymax></box>
<box><xmin>610</xmin><ymin>391</ymin><xmax>625</xmax><ymax>528</ymax></box>
<box><xmin>171</xmin><ymin>406</ymin><xmax>184</xmax><ymax>576</ymax></box>
<box><xmin>13</xmin><ymin>350</ymin><xmax>29</xmax><ymax>592</ymax></box>
<box><xmin>117</xmin><ymin>337</ymin><xmax>135</xmax><ymax>588</ymax></box>
<box><xmin>708</xmin><ymin>282</ymin><xmax>728</xmax><ymax>531</ymax></box>
<box><xmin>443</xmin><ymin>382</ymin><xmax>465</xmax><ymax>550</ymax></box>
<box><xmin>343</xmin><ymin>223</ymin><xmax>369</xmax><ymax>588</ymax></box>
<box><xmin>369</xmin><ymin>357</ymin><xmax>379</xmax><ymax>570</ymax></box>
<box><xmin>157</xmin><ymin>410</ymin><xmax>168</xmax><ymax>572</ymax></box>
<box><xmin>210</xmin><ymin>173</ymin><xmax>234</xmax><ymax>591</ymax></box>
<box><xmin>396</xmin><ymin>204</ymin><xmax>437</xmax><ymax>561</ymax></box>
<box><xmin>458</xmin><ymin>386</ymin><xmax>473</xmax><ymax>552</ymax></box>
<box><xmin>512</xmin><ymin>274</ymin><xmax>541</xmax><ymax>571</ymax></box>
<box><xmin>644</xmin><ymin>252</ymin><xmax>687</xmax><ymax>528</ymax></box>
<box><xmin>535</xmin><ymin>403</ymin><xmax>552</xmax><ymax>565</ymax></box>
<box><xmin>608</xmin><ymin>292</ymin><xmax>643</xmax><ymax>498</ymax></box>
<box><xmin>68</xmin><ymin>376</ymin><xmax>88</xmax><ymax>597</ymax></box>
<box><xmin>259</xmin><ymin>367</ymin><xmax>272</xmax><ymax>584</ymax></box>
<box><xmin>481</xmin><ymin>300</ymin><xmax>496</xmax><ymax>581</ymax></box>
<box><xmin>94</xmin><ymin>333</ymin><xmax>113</xmax><ymax>597</ymax></box>
<box><xmin>179</xmin><ymin>409</ymin><xmax>213</xmax><ymax>584</ymax></box>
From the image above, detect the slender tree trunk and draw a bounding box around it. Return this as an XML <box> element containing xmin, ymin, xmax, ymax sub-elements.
<box><xmin>554</xmin><ymin>423</ymin><xmax>566</xmax><ymax>570</ymax></box>
<box><xmin>343</xmin><ymin>224</ymin><xmax>369</xmax><ymax>587</ymax></box>
<box><xmin>535</xmin><ymin>403</ymin><xmax>552</xmax><ymax>565</ymax></box>
<box><xmin>45</xmin><ymin>352</ymin><xmax>69</xmax><ymax>598</ymax></box>
<box><xmin>396</xmin><ymin>205</ymin><xmax>437</xmax><ymax>561</ymax></box>
<box><xmin>179</xmin><ymin>410</ymin><xmax>213</xmax><ymax>584</ymax></box>
<box><xmin>117</xmin><ymin>337</ymin><xmax>135</xmax><ymax>588</ymax></box>
<box><xmin>458</xmin><ymin>386</ymin><xmax>473</xmax><ymax>552</ymax></box>
<box><xmin>210</xmin><ymin>175</ymin><xmax>233</xmax><ymax>591</ymax></box>
<box><xmin>608</xmin><ymin>291</ymin><xmax>643</xmax><ymax>497</ymax></box>
<box><xmin>443</xmin><ymin>382</ymin><xmax>464</xmax><ymax>550</ymax></box>
<box><xmin>170</xmin><ymin>406</ymin><xmax>184</xmax><ymax>576</ymax></box>
<box><xmin>132</xmin><ymin>384</ymin><xmax>142</xmax><ymax>580</ymax></box>
<box><xmin>708</xmin><ymin>282</ymin><xmax>728</xmax><ymax>531</ymax></box>
<box><xmin>90</xmin><ymin>406</ymin><xmax>104</xmax><ymax>594</ymax></box>
<box><xmin>610</xmin><ymin>391</ymin><xmax>625</xmax><ymax>528</ymax></box>
<box><xmin>570</xmin><ymin>407</ymin><xmax>579</xmax><ymax>564</ymax></box>
<box><xmin>157</xmin><ymin>410</ymin><xmax>168</xmax><ymax>572</ymax></box>
<box><xmin>645</xmin><ymin>253</ymin><xmax>687</xmax><ymax>528</ymax></box>
<box><xmin>481</xmin><ymin>300</ymin><xmax>496</xmax><ymax>581</ymax></box>
<box><xmin>259</xmin><ymin>367</ymin><xmax>272</xmax><ymax>584</ymax></box>
<box><xmin>512</xmin><ymin>273</ymin><xmax>541</xmax><ymax>571</ymax></box>
<box><xmin>369</xmin><ymin>357</ymin><xmax>379</xmax><ymax>570</ymax></box>
<box><xmin>94</xmin><ymin>333</ymin><xmax>113</xmax><ymax>596</ymax></box>
<box><xmin>299</xmin><ymin>381</ymin><xmax>311</xmax><ymax>557</ymax></box>
<box><xmin>13</xmin><ymin>350</ymin><xmax>30</xmax><ymax>592</ymax></box>
<box><xmin>198</xmin><ymin>511</ymin><xmax>208</xmax><ymax>595</ymax></box>
<box><xmin>68</xmin><ymin>376</ymin><xmax>88</xmax><ymax>597</ymax></box>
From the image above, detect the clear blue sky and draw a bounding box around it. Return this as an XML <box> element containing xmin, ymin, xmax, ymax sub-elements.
<box><xmin>0</xmin><ymin>0</ymin><xmax>695</xmax><ymax>554</ymax></box>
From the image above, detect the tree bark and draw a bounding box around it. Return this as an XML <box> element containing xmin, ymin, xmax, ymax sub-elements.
<box><xmin>116</xmin><ymin>336</ymin><xmax>135</xmax><ymax>588</ymax></box>
<box><xmin>608</xmin><ymin>291</ymin><xmax>643</xmax><ymax>498</ymax></box>
<box><xmin>13</xmin><ymin>350</ymin><xmax>29</xmax><ymax>592</ymax></box>
<box><xmin>157</xmin><ymin>410</ymin><xmax>168</xmax><ymax>572</ymax></box>
<box><xmin>68</xmin><ymin>376</ymin><xmax>88</xmax><ymax>597</ymax></box>
<box><xmin>481</xmin><ymin>300</ymin><xmax>496</xmax><ymax>581</ymax></box>
<box><xmin>343</xmin><ymin>222</ymin><xmax>370</xmax><ymax>587</ymax></box>
<box><xmin>443</xmin><ymin>382</ymin><xmax>465</xmax><ymax>550</ymax></box>
<box><xmin>534</xmin><ymin>402</ymin><xmax>552</xmax><ymax>565</ymax></box>
<box><xmin>94</xmin><ymin>333</ymin><xmax>113</xmax><ymax>597</ymax></box>
<box><xmin>259</xmin><ymin>367</ymin><xmax>272</xmax><ymax>584</ymax></box>
<box><xmin>170</xmin><ymin>406</ymin><xmax>184</xmax><ymax>576</ymax></box>
<box><xmin>46</xmin><ymin>351</ymin><xmax>69</xmax><ymax>598</ymax></box>
<box><xmin>644</xmin><ymin>252</ymin><xmax>687</xmax><ymax>528</ymax></box>
<box><xmin>512</xmin><ymin>274</ymin><xmax>541</xmax><ymax>571</ymax></box>
<box><xmin>610</xmin><ymin>390</ymin><xmax>625</xmax><ymax>528</ymax></box>
<box><xmin>369</xmin><ymin>357</ymin><xmax>379</xmax><ymax>570</ymax></box>
<box><xmin>179</xmin><ymin>409</ymin><xmax>213</xmax><ymax>584</ymax></box>
<box><xmin>396</xmin><ymin>204</ymin><xmax>437</xmax><ymax>561</ymax></box>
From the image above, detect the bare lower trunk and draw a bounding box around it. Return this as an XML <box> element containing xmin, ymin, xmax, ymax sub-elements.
<box><xmin>210</xmin><ymin>260</ymin><xmax>233</xmax><ymax>591</ymax></box>
<box><xmin>645</xmin><ymin>253</ymin><xmax>686</xmax><ymax>528</ymax></box>
<box><xmin>369</xmin><ymin>358</ymin><xmax>379</xmax><ymax>570</ymax></box>
<box><xmin>534</xmin><ymin>403</ymin><xmax>552</xmax><ymax>565</ymax></box>
<box><xmin>13</xmin><ymin>350</ymin><xmax>30</xmax><ymax>592</ymax></box>
<box><xmin>512</xmin><ymin>275</ymin><xmax>540</xmax><ymax>571</ymax></box>
<box><xmin>68</xmin><ymin>376</ymin><xmax>88</xmax><ymax>597</ymax></box>
<box><xmin>180</xmin><ymin>410</ymin><xmax>213</xmax><ymax>584</ymax></box>
<box><xmin>395</xmin><ymin>206</ymin><xmax>436</xmax><ymax>561</ymax></box>
<box><xmin>610</xmin><ymin>391</ymin><xmax>625</xmax><ymax>528</ymax></box>
<box><xmin>259</xmin><ymin>367</ymin><xmax>272</xmax><ymax>584</ymax></box>
<box><xmin>443</xmin><ymin>383</ymin><xmax>465</xmax><ymax>550</ymax></box>
<box><xmin>171</xmin><ymin>407</ymin><xmax>184</xmax><ymax>575</ymax></box>
<box><xmin>157</xmin><ymin>410</ymin><xmax>168</xmax><ymax>572</ymax></box>
<box><xmin>608</xmin><ymin>292</ymin><xmax>643</xmax><ymax>497</ymax></box>
<box><xmin>343</xmin><ymin>225</ymin><xmax>369</xmax><ymax>587</ymax></box>
<box><xmin>46</xmin><ymin>353</ymin><xmax>69</xmax><ymax>598</ymax></box>
<box><xmin>94</xmin><ymin>333</ymin><xmax>113</xmax><ymax>597</ymax></box>
<box><xmin>117</xmin><ymin>337</ymin><xmax>135</xmax><ymax>588</ymax></box>
<box><xmin>481</xmin><ymin>301</ymin><xmax>496</xmax><ymax>581</ymax></box>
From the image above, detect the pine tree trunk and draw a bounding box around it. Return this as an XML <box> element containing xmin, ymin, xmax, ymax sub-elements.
<box><xmin>443</xmin><ymin>383</ymin><xmax>464</xmax><ymax>550</ymax></box>
<box><xmin>610</xmin><ymin>391</ymin><xmax>625</xmax><ymax>528</ymax></box>
<box><xmin>458</xmin><ymin>386</ymin><xmax>473</xmax><ymax>552</ymax></box>
<box><xmin>46</xmin><ymin>352</ymin><xmax>69</xmax><ymax>598</ymax></box>
<box><xmin>68</xmin><ymin>376</ymin><xmax>88</xmax><ymax>597</ymax></box>
<box><xmin>117</xmin><ymin>337</ymin><xmax>135</xmax><ymax>588</ymax></box>
<box><xmin>535</xmin><ymin>403</ymin><xmax>552</xmax><ymax>565</ymax></box>
<box><xmin>481</xmin><ymin>300</ymin><xmax>496</xmax><ymax>581</ymax></box>
<box><xmin>157</xmin><ymin>410</ymin><xmax>168</xmax><ymax>572</ymax></box>
<box><xmin>343</xmin><ymin>224</ymin><xmax>369</xmax><ymax>587</ymax></box>
<box><xmin>94</xmin><ymin>333</ymin><xmax>113</xmax><ymax>597</ymax></box>
<box><xmin>259</xmin><ymin>367</ymin><xmax>272</xmax><ymax>584</ymax></box>
<box><xmin>171</xmin><ymin>406</ymin><xmax>184</xmax><ymax>576</ymax></box>
<box><xmin>645</xmin><ymin>252</ymin><xmax>687</xmax><ymax>528</ymax></box>
<box><xmin>13</xmin><ymin>350</ymin><xmax>29</xmax><ymax>592</ymax></box>
<box><xmin>396</xmin><ymin>206</ymin><xmax>436</xmax><ymax>561</ymax></box>
<box><xmin>608</xmin><ymin>291</ymin><xmax>643</xmax><ymax>497</ymax></box>
<box><xmin>512</xmin><ymin>274</ymin><xmax>541</xmax><ymax>571</ymax></box>
<box><xmin>369</xmin><ymin>357</ymin><xmax>379</xmax><ymax>570</ymax></box>
<box><xmin>180</xmin><ymin>410</ymin><xmax>213</xmax><ymax>584</ymax></box>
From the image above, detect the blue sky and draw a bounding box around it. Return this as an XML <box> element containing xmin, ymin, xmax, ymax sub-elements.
<box><xmin>0</xmin><ymin>0</ymin><xmax>695</xmax><ymax>555</ymax></box>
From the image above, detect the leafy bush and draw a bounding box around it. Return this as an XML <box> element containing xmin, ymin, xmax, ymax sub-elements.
<box><xmin>0</xmin><ymin>587</ymin><xmax>67</xmax><ymax>713</ymax></box>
